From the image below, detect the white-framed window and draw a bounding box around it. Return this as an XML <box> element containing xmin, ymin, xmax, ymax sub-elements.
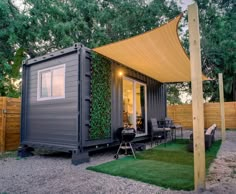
<box><xmin>37</xmin><ymin>64</ymin><xmax>65</xmax><ymax>101</ymax></box>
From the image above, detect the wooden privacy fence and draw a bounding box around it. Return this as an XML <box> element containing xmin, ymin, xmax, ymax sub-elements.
<box><xmin>167</xmin><ymin>102</ymin><xmax>236</xmax><ymax>129</ymax></box>
<box><xmin>0</xmin><ymin>97</ymin><xmax>21</xmax><ymax>153</ymax></box>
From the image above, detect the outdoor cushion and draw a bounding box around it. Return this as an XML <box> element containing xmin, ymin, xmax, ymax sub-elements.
<box><xmin>205</xmin><ymin>124</ymin><xmax>217</xmax><ymax>135</ymax></box>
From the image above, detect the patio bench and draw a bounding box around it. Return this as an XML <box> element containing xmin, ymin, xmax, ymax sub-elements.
<box><xmin>187</xmin><ymin>124</ymin><xmax>217</xmax><ymax>152</ymax></box>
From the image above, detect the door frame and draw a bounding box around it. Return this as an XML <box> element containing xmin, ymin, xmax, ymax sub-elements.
<box><xmin>123</xmin><ymin>77</ymin><xmax>148</xmax><ymax>137</ymax></box>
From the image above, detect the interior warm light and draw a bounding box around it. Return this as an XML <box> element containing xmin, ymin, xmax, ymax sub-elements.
<box><xmin>118</xmin><ymin>71</ymin><xmax>123</xmax><ymax>76</ymax></box>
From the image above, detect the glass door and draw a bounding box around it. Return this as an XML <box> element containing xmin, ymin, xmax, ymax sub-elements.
<box><xmin>123</xmin><ymin>77</ymin><xmax>147</xmax><ymax>136</ymax></box>
<box><xmin>123</xmin><ymin>79</ymin><xmax>135</xmax><ymax>128</ymax></box>
<box><xmin>135</xmin><ymin>82</ymin><xmax>146</xmax><ymax>135</ymax></box>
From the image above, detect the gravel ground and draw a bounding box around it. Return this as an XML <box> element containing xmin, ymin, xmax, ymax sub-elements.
<box><xmin>205</xmin><ymin>130</ymin><xmax>236</xmax><ymax>194</ymax></box>
<box><xmin>0</xmin><ymin>130</ymin><xmax>235</xmax><ymax>194</ymax></box>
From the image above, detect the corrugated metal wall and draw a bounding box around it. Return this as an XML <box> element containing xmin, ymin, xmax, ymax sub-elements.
<box><xmin>21</xmin><ymin>45</ymin><xmax>166</xmax><ymax>150</ymax></box>
<box><xmin>111</xmin><ymin>63</ymin><xmax>166</xmax><ymax>137</ymax></box>
<box><xmin>22</xmin><ymin>51</ymin><xmax>79</xmax><ymax>148</ymax></box>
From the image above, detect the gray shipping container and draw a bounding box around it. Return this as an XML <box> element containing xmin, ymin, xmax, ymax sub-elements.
<box><xmin>19</xmin><ymin>43</ymin><xmax>166</xmax><ymax>164</ymax></box>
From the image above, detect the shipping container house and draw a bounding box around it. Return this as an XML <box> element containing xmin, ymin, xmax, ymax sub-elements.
<box><xmin>19</xmin><ymin>43</ymin><xmax>166</xmax><ymax>164</ymax></box>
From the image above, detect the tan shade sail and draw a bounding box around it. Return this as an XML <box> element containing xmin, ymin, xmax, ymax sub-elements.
<box><xmin>93</xmin><ymin>14</ymin><xmax>207</xmax><ymax>83</ymax></box>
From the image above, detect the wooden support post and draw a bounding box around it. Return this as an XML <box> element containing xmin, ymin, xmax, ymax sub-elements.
<box><xmin>0</xmin><ymin>97</ymin><xmax>7</xmax><ymax>153</ymax></box>
<box><xmin>218</xmin><ymin>73</ymin><xmax>226</xmax><ymax>141</ymax></box>
<box><xmin>188</xmin><ymin>3</ymin><xmax>206</xmax><ymax>191</ymax></box>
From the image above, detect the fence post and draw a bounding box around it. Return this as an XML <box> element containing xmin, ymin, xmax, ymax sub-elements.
<box><xmin>0</xmin><ymin>97</ymin><xmax>7</xmax><ymax>153</ymax></box>
<box><xmin>219</xmin><ymin>73</ymin><xmax>226</xmax><ymax>141</ymax></box>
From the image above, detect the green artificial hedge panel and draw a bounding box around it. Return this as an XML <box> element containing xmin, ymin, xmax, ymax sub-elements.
<box><xmin>89</xmin><ymin>54</ymin><xmax>111</xmax><ymax>139</ymax></box>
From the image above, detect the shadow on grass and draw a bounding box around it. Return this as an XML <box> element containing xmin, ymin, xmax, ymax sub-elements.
<box><xmin>87</xmin><ymin>139</ymin><xmax>221</xmax><ymax>191</ymax></box>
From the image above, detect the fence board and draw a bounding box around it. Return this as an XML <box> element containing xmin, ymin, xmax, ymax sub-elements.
<box><xmin>0</xmin><ymin>97</ymin><xmax>7</xmax><ymax>152</ymax></box>
<box><xmin>0</xmin><ymin>97</ymin><xmax>21</xmax><ymax>152</ymax></box>
<box><xmin>5</xmin><ymin>133</ymin><xmax>20</xmax><ymax>151</ymax></box>
<box><xmin>167</xmin><ymin>102</ymin><xmax>236</xmax><ymax>129</ymax></box>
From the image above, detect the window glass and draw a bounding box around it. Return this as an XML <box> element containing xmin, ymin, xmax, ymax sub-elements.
<box><xmin>38</xmin><ymin>65</ymin><xmax>65</xmax><ymax>100</ymax></box>
<box><xmin>41</xmin><ymin>71</ymin><xmax>51</xmax><ymax>98</ymax></box>
<box><xmin>52</xmin><ymin>67</ymin><xmax>65</xmax><ymax>97</ymax></box>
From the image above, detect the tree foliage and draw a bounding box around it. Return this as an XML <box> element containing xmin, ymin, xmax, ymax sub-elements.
<box><xmin>166</xmin><ymin>83</ymin><xmax>191</xmax><ymax>105</ymax></box>
<box><xmin>167</xmin><ymin>0</ymin><xmax>235</xmax><ymax>103</ymax></box>
<box><xmin>0</xmin><ymin>0</ymin><xmax>25</xmax><ymax>97</ymax></box>
<box><xmin>196</xmin><ymin>0</ymin><xmax>236</xmax><ymax>101</ymax></box>
<box><xmin>19</xmin><ymin>0</ymin><xmax>180</xmax><ymax>51</ymax></box>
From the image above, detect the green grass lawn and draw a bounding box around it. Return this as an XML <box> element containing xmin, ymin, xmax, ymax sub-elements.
<box><xmin>87</xmin><ymin>139</ymin><xmax>221</xmax><ymax>191</ymax></box>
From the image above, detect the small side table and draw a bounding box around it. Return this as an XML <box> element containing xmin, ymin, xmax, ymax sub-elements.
<box><xmin>173</xmin><ymin>124</ymin><xmax>183</xmax><ymax>139</ymax></box>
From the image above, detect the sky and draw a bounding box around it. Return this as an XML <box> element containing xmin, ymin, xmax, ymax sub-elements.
<box><xmin>180</xmin><ymin>0</ymin><xmax>194</xmax><ymax>11</ymax></box>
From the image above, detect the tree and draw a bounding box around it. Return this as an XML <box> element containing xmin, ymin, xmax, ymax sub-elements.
<box><xmin>196</xmin><ymin>0</ymin><xmax>236</xmax><ymax>101</ymax></box>
<box><xmin>166</xmin><ymin>82</ymin><xmax>191</xmax><ymax>104</ymax></box>
<box><xmin>0</xmin><ymin>0</ymin><xmax>25</xmax><ymax>97</ymax></box>
<box><xmin>169</xmin><ymin>0</ymin><xmax>236</xmax><ymax>103</ymax></box>
<box><xmin>18</xmin><ymin>0</ymin><xmax>181</xmax><ymax>52</ymax></box>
